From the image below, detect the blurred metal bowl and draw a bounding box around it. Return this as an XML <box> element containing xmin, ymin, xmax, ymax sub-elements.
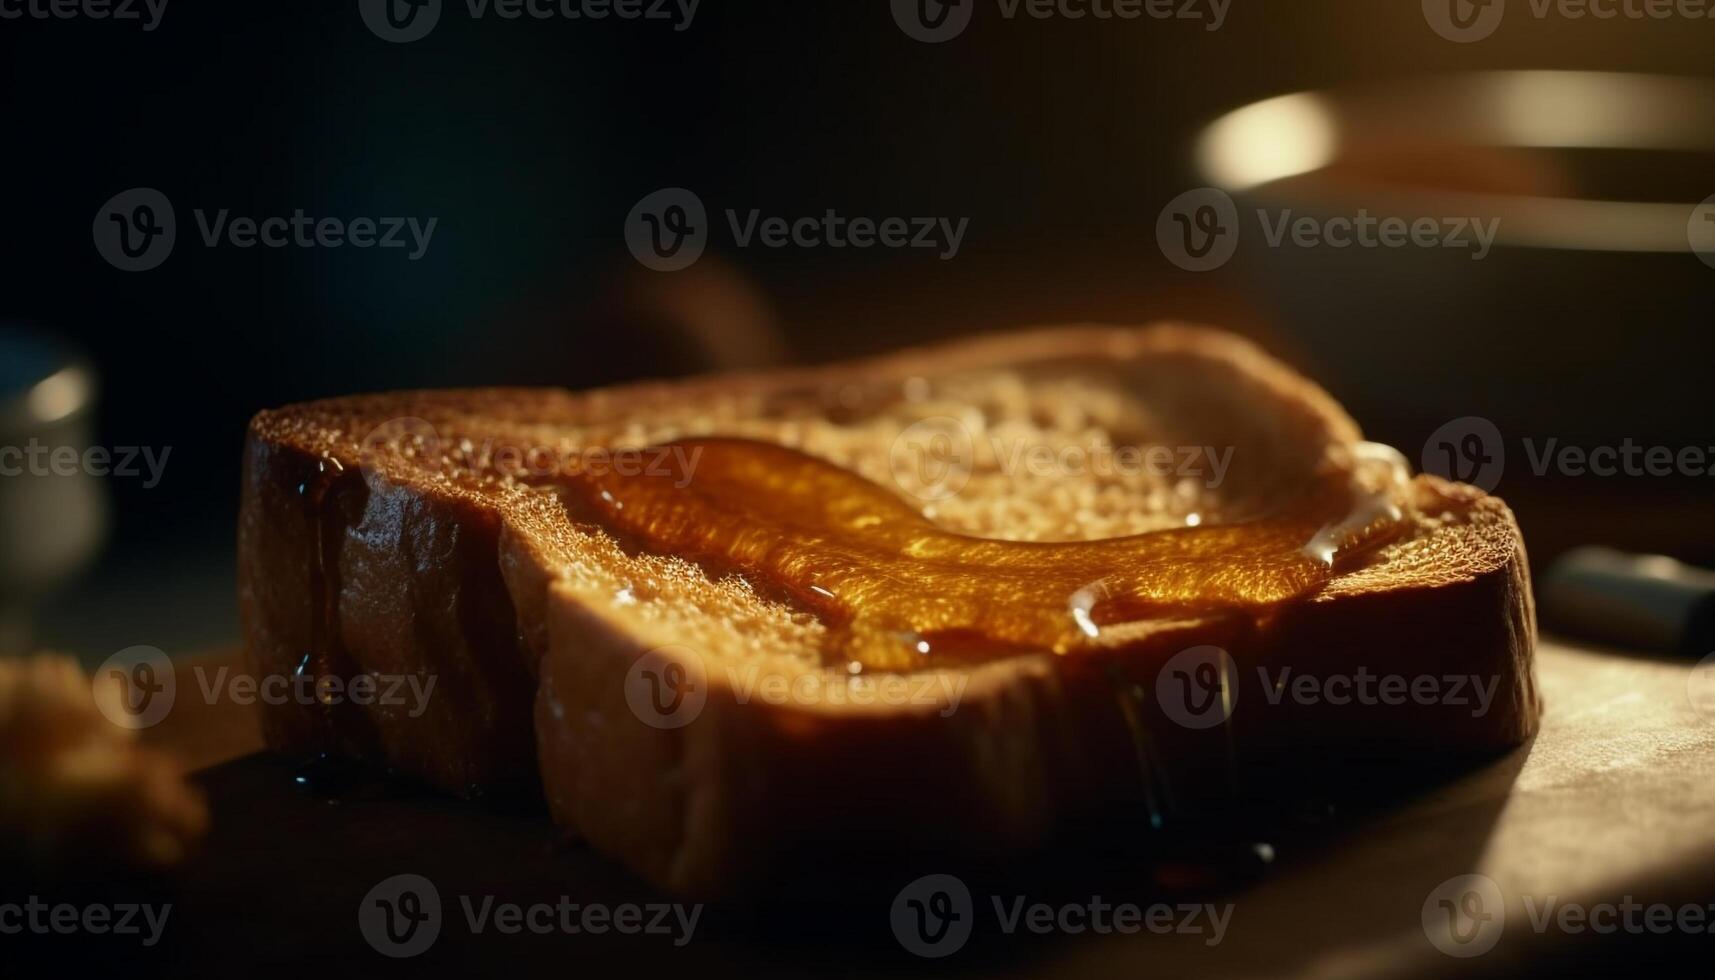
<box><xmin>1195</xmin><ymin>71</ymin><xmax>1715</xmax><ymax>449</ymax></box>
<box><xmin>0</xmin><ymin>329</ymin><xmax>107</xmax><ymax>655</ymax></box>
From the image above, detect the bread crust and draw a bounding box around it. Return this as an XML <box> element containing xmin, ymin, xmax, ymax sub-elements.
<box><xmin>237</xmin><ymin>436</ymin><xmax>536</xmax><ymax>793</ymax></box>
<box><xmin>535</xmin><ymin>477</ymin><xmax>1539</xmax><ymax>896</ymax></box>
<box><xmin>237</xmin><ymin>324</ymin><xmax>1540</xmax><ymax>892</ymax></box>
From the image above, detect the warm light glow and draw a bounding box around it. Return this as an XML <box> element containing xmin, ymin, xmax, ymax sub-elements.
<box><xmin>27</xmin><ymin>367</ymin><xmax>91</xmax><ymax>425</ymax></box>
<box><xmin>1197</xmin><ymin>72</ymin><xmax>1715</xmax><ymax>253</ymax></box>
<box><xmin>1478</xmin><ymin>198</ymin><xmax>1694</xmax><ymax>253</ymax></box>
<box><xmin>1197</xmin><ymin>93</ymin><xmax>1338</xmax><ymax>192</ymax></box>
<box><xmin>1491</xmin><ymin>71</ymin><xmax>1715</xmax><ymax>151</ymax></box>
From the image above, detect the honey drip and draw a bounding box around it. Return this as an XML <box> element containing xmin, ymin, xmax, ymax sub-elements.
<box><xmin>564</xmin><ymin>438</ymin><xmax>1404</xmax><ymax>671</ymax></box>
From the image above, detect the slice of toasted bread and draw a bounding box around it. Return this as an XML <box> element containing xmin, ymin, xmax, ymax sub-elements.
<box><xmin>239</xmin><ymin>324</ymin><xmax>1538</xmax><ymax>895</ymax></box>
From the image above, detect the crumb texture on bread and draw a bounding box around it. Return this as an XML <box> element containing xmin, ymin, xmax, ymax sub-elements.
<box><xmin>238</xmin><ymin>324</ymin><xmax>1539</xmax><ymax>893</ymax></box>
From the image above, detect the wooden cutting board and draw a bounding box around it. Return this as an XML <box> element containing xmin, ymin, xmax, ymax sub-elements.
<box><xmin>34</xmin><ymin>638</ymin><xmax>1715</xmax><ymax>976</ymax></box>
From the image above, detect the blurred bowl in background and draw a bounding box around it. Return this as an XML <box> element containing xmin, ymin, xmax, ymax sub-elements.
<box><xmin>1196</xmin><ymin>71</ymin><xmax>1715</xmax><ymax>452</ymax></box>
<box><xmin>0</xmin><ymin>329</ymin><xmax>108</xmax><ymax>656</ymax></box>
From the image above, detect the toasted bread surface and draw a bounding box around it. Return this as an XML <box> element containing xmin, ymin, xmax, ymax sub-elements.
<box><xmin>238</xmin><ymin>324</ymin><xmax>1539</xmax><ymax>894</ymax></box>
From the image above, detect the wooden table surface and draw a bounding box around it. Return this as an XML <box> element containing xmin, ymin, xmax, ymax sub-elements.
<box><xmin>54</xmin><ymin>638</ymin><xmax>1711</xmax><ymax>975</ymax></box>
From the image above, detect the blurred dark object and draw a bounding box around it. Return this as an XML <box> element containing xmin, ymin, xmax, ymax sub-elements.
<box><xmin>0</xmin><ymin>3</ymin><xmax>1709</xmax><ymax>659</ymax></box>
<box><xmin>0</xmin><ymin>653</ymin><xmax>209</xmax><ymax>874</ymax></box>
<box><xmin>1200</xmin><ymin>71</ymin><xmax>1715</xmax><ymax>454</ymax></box>
<box><xmin>580</xmin><ymin>256</ymin><xmax>787</xmax><ymax>375</ymax></box>
<box><xmin>0</xmin><ymin>329</ymin><xmax>107</xmax><ymax>656</ymax></box>
<box><xmin>1541</xmin><ymin>547</ymin><xmax>1715</xmax><ymax>657</ymax></box>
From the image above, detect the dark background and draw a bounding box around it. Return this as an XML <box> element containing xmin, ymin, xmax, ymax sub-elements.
<box><xmin>2</xmin><ymin>0</ymin><xmax>1713</xmax><ymax>660</ymax></box>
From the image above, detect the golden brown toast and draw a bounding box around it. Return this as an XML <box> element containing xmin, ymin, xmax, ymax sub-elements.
<box><xmin>238</xmin><ymin>324</ymin><xmax>1539</xmax><ymax>895</ymax></box>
